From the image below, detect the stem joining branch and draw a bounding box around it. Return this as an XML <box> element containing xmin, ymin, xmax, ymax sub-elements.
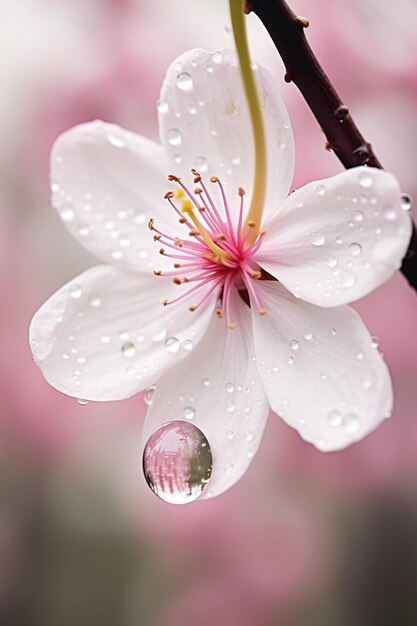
<box><xmin>249</xmin><ymin>0</ymin><xmax>417</xmax><ymax>292</ymax></box>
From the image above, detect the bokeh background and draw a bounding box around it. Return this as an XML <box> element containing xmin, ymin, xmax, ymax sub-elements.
<box><xmin>1</xmin><ymin>1</ymin><xmax>417</xmax><ymax>624</ymax></box>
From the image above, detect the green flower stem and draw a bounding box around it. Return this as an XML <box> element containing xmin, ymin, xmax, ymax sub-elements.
<box><xmin>229</xmin><ymin>0</ymin><xmax>267</xmax><ymax>244</ymax></box>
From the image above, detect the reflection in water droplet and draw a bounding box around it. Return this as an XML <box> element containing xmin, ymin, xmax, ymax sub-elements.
<box><xmin>310</xmin><ymin>232</ymin><xmax>326</xmax><ymax>246</ymax></box>
<box><xmin>176</xmin><ymin>72</ymin><xmax>193</xmax><ymax>91</ymax></box>
<box><xmin>143</xmin><ymin>421</ymin><xmax>212</xmax><ymax>504</ymax></box>
<box><xmin>349</xmin><ymin>242</ymin><xmax>362</xmax><ymax>256</ymax></box>
<box><xmin>77</xmin><ymin>398</ymin><xmax>89</xmax><ymax>406</ymax></box>
<box><xmin>401</xmin><ymin>194</ymin><xmax>412</xmax><ymax>211</ymax></box>
<box><xmin>316</xmin><ymin>184</ymin><xmax>326</xmax><ymax>196</ymax></box>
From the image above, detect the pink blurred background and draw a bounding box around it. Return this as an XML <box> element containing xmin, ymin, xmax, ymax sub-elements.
<box><xmin>1</xmin><ymin>1</ymin><xmax>416</xmax><ymax>624</ymax></box>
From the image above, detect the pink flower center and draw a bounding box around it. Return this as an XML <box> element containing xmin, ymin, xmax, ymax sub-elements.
<box><xmin>149</xmin><ymin>171</ymin><xmax>266</xmax><ymax>328</ymax></box>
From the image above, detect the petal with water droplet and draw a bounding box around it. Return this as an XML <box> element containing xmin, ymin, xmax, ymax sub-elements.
<box><xmin>250</xmin><ymin>281</ymin><xmax>392</xmax><ymax>451</ymax></box>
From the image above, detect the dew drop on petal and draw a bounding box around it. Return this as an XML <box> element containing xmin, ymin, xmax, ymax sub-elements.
<box><xmin>354</xmin><ymin>210</ymin><xmax>364</xmax><ymax>223</ymax></box>
<box><xmin>165</xmin><ymin>337</ymin><xmax>180</xmax><ymax>353</ymax></box>
<box><xmin>310</xmin><ymin>232</ymin><xmax>326</xmax><ymax>246</ymax></box>
<box><xmin>183</xmin><ymin>339</ymin><xmax>193</xmax><ymax>351</ymax></box>
<box><xmin>383</xmin><ymin>204</ymin><xmax>397</xmax><ymax>221</ymax></box>
<box><xmin>327</xmin><ymin>255</ymin><xmax>338</xmax><ymax>268</ymax></box>
<box><xmin>107</xmin><ymin>133</ymin><xmax>126</xmax><ymax>148</ymax></box>
<box><xmin>183</xmin><ymin>406</ymin><xmax>196</xmax><ymax>420</ymax></box>
<box><xmin>327</xmin><ymin>410</ymin><xmax>343</xmax><ymax>427</ymax></box>
<box><xmin>70</xmin><ymin>284</ymin><xmax>82</xmax><ymax>299</ymax></box>
<box><xmin>176</xmin><ymin>72</ymin><xmax>194</xmax><ymax>91</ymax></box>
<box><xmin>156</xmin><ymin>99</ymin><xmax>169</xmax><ymax>114</ymax></box>
<box><xmin>341</xmin><ymin>271</ymin><xmax>357</xmax><ymax>288</ymax></box>
<box><xmin>343</xmin><ymin>413</ymin><xmax>361</xmax><ymax>434</ymax></box>
<box><xmin>78</xmin><ymin>223</ymin><xmax>90</xmax><ymax>237</ymax></box>
<box><xmin>358</xmin><ymin>171</ymin><xmax>373</xmax><ymax>188</ymax></box>
<box><xmin>371</xmin><ymin>336</ymin><xmax>379</xmax><ymax>349</ymax></box>
<box><xmin>316</xmin><ymin>184</ymin><xmax>326</xmax><ymax>196</ymax></box>
<box><xmin>349</xmin><ymin>242</ymin><xmax>362</xmax><ymax>256</ymax></box>
<box><xmin>100</xmin><ymin>335</ymin><xmax>111</xmax><ymax>344</ymax></box>
<box><xmin>77</xmin><ymin>398</ymin><xmax>89</xmax><ymax>406</ymax></box>
<box><xmin>167</xmin><ymin>128</ymin><xmax>182</xmax><ymax>146</ymax></box>
<box><xmin>202</xmin><ymin>378</ymin><xmax>210</xmax><ymax>387</ymax></box>
<box><xmin>121</xmin><ymin>342</ymin><xmax>136</xmax><ymax>357</ymax></box>
<box><xmin>60</xmin><ymin>205</ymin><xmax>74</xmax><ymax>222</ymax></box>
<box><xmin>401</xmin><ymin>194</ymin><xmax>412</xmax><ymax>211</ymax></box>
<box><xmin>89</xmin><ymin>293</ymin><xmax>101</xmax><ymax>307</ymax></box>
<box><xmin>226</xmin><ymin>383</ymin><xmax>234</xmax><ymax>393</ymax></box>
<box><xmin>143</xmin><ymin>421</ymin><xmax>212</xmax><ymax>504</ymax></box>
<box><xmin>289</xmin><ymin>339</ymin><xmax>299</xmax><ymax>351</ymax></box>
<box><xmin>144</xmin><ymin>385</ymin><xmax>155</xmax><ymax>406</ymax></box>
<box><xmin>303</xmin><ymin>330</ymin><xmax>313</xmax><ymax>341</ymax></box>
<box><xmin>195</xmin><ymin>156</ymin><xmax>208</xmax><ymax>172</ymax></box>
<box><xmin>226</xmin><ymin>430</ymin><xmax>234</xmax><ymax>440</ymax></box>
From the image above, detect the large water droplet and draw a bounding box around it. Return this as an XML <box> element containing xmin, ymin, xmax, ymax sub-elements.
<box><xmin>167</xmin><ymin>128</ymin><xmax>182</xmax><ymax>146</ymax></box>
<box><xmin>176</xmin><ymin>72</ymin><xmax>194</xmax><ymax>91</ymax></box>
<box><xmin>156</xmin><ymin>99</ymin><xmax>169</xmax><ymax>114</ymax></box>
<box><xmin>195</xmin><ymin>156</ymin><xmax>208</xmax><ymax>172</ymax></box>
<box><xmin>143</xmin><ymin>421</ymin><xmax>212</xmax><ymax>504</ymax></box>
<box><xmin>69</xmin><ymin>284</ymin><xmax>82</xmax><ymax>299</ymax></box>
<box><xmin>183</xmin><ymin>406</ymin><xmax>196</xmax><ymax>420</ymax></box>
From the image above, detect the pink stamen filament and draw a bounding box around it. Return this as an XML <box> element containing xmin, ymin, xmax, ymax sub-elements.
<box><xmin>151</xmin><ymin>172</ymin><xmax>267</xmax><ymax>325</ymax></box>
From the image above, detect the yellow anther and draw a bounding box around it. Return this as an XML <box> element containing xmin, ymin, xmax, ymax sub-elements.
<box><xmin>210</xmin><ymin>176</ymin><xmax>219</xmax><ymax>183</ymax></box>
<box><xmin>153</xmin><ymin>234</ymin><xmax>161</xmax><ymax>241</ymax></box>
<box><xmin>153</xmin><ymin>270</ymin><xmax>162</xmax><ymax>276</ymax></box>
<box><xmin>174</xmin><ymin>263</ymin><xmax>181</xmax><ymax>268</ymax></box>
<box><xmin>168</xmin><ymin>174</ymin><xmax>180</xmax><ymax>182</ymax></box>
<box><xmin>194</xmin><ymin>187</ymin><xmax>203</xmax><ymax>194</ymax></box>
<box><xmin>247</xmin><ymin>220</ymin><xmax>256</xmax><ymax>228</ymax></box>
<box><xmin>159</xmin><ymin>248</ymin><xmax>165</xmax><ymax>255</ymax></box>
<box><xmin>189</xmin><ymin>305</ymin><xmax>196</xmax><ymax>312</ymax></box>
<box><xmin>238</xmin><ymin>187</ymin><xmax>245</xmax><ymax>196</ymax></box>
<box><xmin>182</xmin><ymin>199</ymin><xmax>194</xmax><ymax>213</ymax></box>
<box><xmin>215</xmin><ymin>308</ymin><xmax>223</xmax><ymax>319</ymax></box>
<box><xmin>174</xmin><ymin>238</ymin><xmax>183</xmax><ymax>247</ymax></box>
<box><xmin>228</xmin><ymin>322</ymin><xmax>237</xmax><ymax>329</ymax></box>
<box><xmin>174</xmin><ymin>188</ymin><xmax>185</xmax><ymax>199</ymax></box>
<box><xmin>296</xmin><ymin>16</ymin><xmax>310</xmax><ymax>28</ymax></box>
<box><xmin>260</xmin><ymin>229</ymin><xmax>267</xmax><ymax>236</ymax></box>
<box><xmin>258</xmin><ymin>309</ymin><xmax>267</xmax><ymax>316</ymax></box>
<box><xmin>189</xmin><ymin>230</ymin><xmax>200</xmax><ymax>237</ymax></box>
<box><xmin>162</xmin><ymin>299</ymin><xmax>169</xmax><ymax>306</ymax></box>
<box><xmin>251</xmin><ymin>270</ymin><xmax>262</xmax><ymax>279</ymax></box>
<box><xmin>173</xmin><ymin>277</ymin><xmax>181</xmax><ymax>285</ymax></box>
<box><xmin>164</xmin><ymin>191</ymin><xmax>174</xmax><ymax>199</ymax></box>
<box><xmin>148</xmin><ymin>218</ymin><xmax>154</xmax><ymax>230</ymax></box>
<box><xmin>214</xmin><ymin>233</ymin><xmax>226</xmax><ymax>241</ymax></box>
<box><xmin>179</xmin><ymin>217</ymin><xmax>187</xmax><ymax>224</ymax></box>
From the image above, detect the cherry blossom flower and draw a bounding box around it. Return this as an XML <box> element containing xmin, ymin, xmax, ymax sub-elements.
<box><xmin>30</xmin><ymin>48</ymin><xmax>411</xmax><ymax>499</ymax></box>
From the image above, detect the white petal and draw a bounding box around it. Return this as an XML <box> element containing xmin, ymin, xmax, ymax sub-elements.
<box><xmin>158</xmin><ymin>48</ymin><xmax>294</xmax><ymax>218</ymax></box>
<box><xmin>50</xmin><ymin>121</ymin><xmax>179</xmax><ymax>273</ymax></box>
<box><xmin>250</xmin><ymin>281</ymin><xmax>392</xmax><ymax>451</ymax></box>
<box><xmin>143</xmin><ymin>290</ymin><xmax>269</xmax><ymax>499</ymax></box>
<box><xmin>256</xmin><ymin>168</ymin><xmax>412</xmax><ymax>306</ymax></box>
<box><xmin>30</xmin><ymin>265</ymin><xmax>217</xmax><ymax>401</ymax></box>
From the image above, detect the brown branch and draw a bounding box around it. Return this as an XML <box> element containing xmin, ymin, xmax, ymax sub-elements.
<box><xmin>249</xmin><ymin>0</ymin><xmax>417</xmax><ymax>292</ymax></box>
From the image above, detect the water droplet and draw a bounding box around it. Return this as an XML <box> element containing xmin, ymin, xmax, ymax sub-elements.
<box><xmin>183</xmin><ymin>339</ymin><xmax>193</xmax><ymax>351</ymax></box>
<box><xmin>226</xmin><ymin>401</ymin><xmax>236</xmax><ymax>413</ymax></box>
<box><xmin>60</xmin><ymin>205</ymin><xmax>74</xmax><ymax>222</ymax></box>
<box><xmin>288</xmin><ymin>356</ymin><xmax>295</xmax><ymax>365</ymax></box>
<box><xmin>89</xmin><ymin>293</ymin><xmax>101</xmax><ymax>307</ymax></box>
<box><xmin>349</xmin><ymin>242</ymin><xmax>362</xmax><ymax>256</ymax></box>
<box><xmin>195</xmin><ymin>156</ymin><xmax>208</xmax><ymax>172</ymax></box>
<box><xmin>165</xmin><ymin>337</ymin><xmax>180</xmax><ymax>353</ymax></box>
<box><xmin>167</xmin><ymin>128</ymin><xmax>182</xmax><ymax>146</ymax></box>
<box><xmin>152</xmin><ymin>328</ymin><xmax>167</xmax><ymax>342</ymax></box>
<box><xmin>226</xmin><ymin>383</ymin><xmax>234</xmax><ymax>393</ymax></box>
<box><xmin>100</xmin><ymin>335</ymin><xmax>111</xmax><ymax>344</ymax></box>
<box><xmin>119</xmin><ymin>236</ymin><xmax>131</xmax><ymax>248</ymax></box>
<box><xmin>107</xmin><ymin>133</ymin><xmax>126</xmax><ymax>148</ymax></box>
<box><xmin>327</xmin><ymin>410</ymin><xmax>343</xmax><ymax>427</ymax></box>
<box><xmin>358</xmin><ymin>171</ymin><xmax>373</xmax><ymax>188</ymax></box>
<box><xmin>156</xmin><ymin>99</ymin><xmax>169</xmax><ymax>114</ymax></box>
<box><xmin>327</xmin><ymin>255</ymin><xmax>338</xmax><ymax>268</ymax></box>
<box><xmin>354</xmin><ymin>210</ymin><xmax>364</xmax><ymax>223</ymax></box>
<box><xmin>289</xmin><ymin>339</ymin><xmax>299</xmax><ymax>351</ymax></box>
<box><xmin>371</xmin><ymin>336</ymin><xmax>379</xmax><ymax>349</ymax></box>
<box><xmin>70</xmin><ymin>284</ymin><xmax>82</xmax><ymax>299</ymax></box>
<box><xmin>143</xmin><ymin>421</ymin><xmax>212</xmax><ymax>504</ymax></box>
<box><xmin>226</xmin><ymin>430</ymin><xmax>234</xmax><ymax>440</ymax></box>
<box><xmin>176</xmin><ymin>72</ymin><xmax>193</xmax><ymax>91</ymax></box>
<box><xmin>401</xmin><ymin>193</ymin><xmax>412</xmax><ymax>211</ymax></box>
<box><xmin>183</xmin><ymin>406</ymin><xmax>196</xmax><ymax>420</ymax></box>
<box><xmin>316</xmin><ymin>184</ymin><xmax>326</xmax><ymax>196</ymax></box>
<box><xmin>245</xmin><ymin>430</ymin><xmax>254</xmax><ymax>442</ymax></box>
<box><xmin>310</xmin><ymin>232</ymin><xmax>326</xmax><ymax>246</ymax></box>
<box><xmin>383</xmin><ymin>204</ymin><xmax>397</xmax><ymax>221</ymax></box>
<box><xmin>303</xmin><ymin>330</ymin><xmax>313</xmax><ymax>341</ymax></box>
<box><xmin>343</xmin><ymin>413</ymin><xmax>360</xmax><ymax>434</ymax></box>
<box><xmin>362</xmin><ymin>378</ymin><xmax>373</xmax><ymax>390</ymax></box>
<box><xmin>341</xmin><ymin>271</ymin><xmax>357</xmax><ymax>288</ymax></box>
<box><xmin>202</xmin><ymin>378</ymin><xmax>210</xmax><ymax>387</ymax></box>
<box><xmin>356</xmin><ymin>351</ymin><xmax>364</xmax><ymax>360</ymax></box>
<box><xmin>144</xmin><ymin>385</ymin><xmax>155</xmax><ymax>406</ymax></box>
<box><xmin>77</xmin><ymin>398</ymin><xmax>89</xmax><ymax>406</ymax></box>
<box><xmin>121</xmin><ymin>342</ymin><xmax>135</xmax><ymax>357</ymax></box>
<box><xmin>211</xmin><ymin>51</ymin><xmax>222</xmax><ymax>64</ymax></box>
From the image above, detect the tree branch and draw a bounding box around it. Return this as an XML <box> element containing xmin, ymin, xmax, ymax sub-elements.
<box><xmin>249</xmin><ymin>0</ymin><xmax>417</xmax><ymax>292</ymax></box>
